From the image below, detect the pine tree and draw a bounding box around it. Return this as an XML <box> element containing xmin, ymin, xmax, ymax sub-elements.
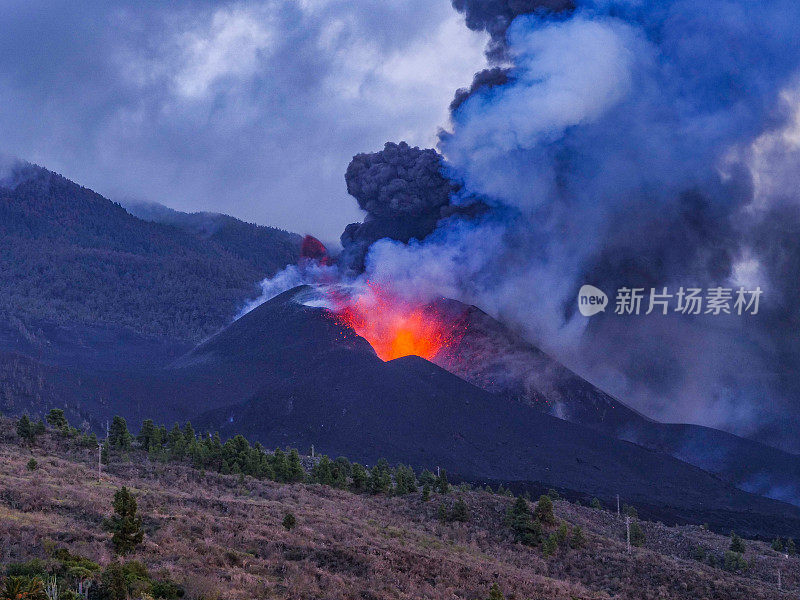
<box><xmin>332</xmin><ymin>456</ymin><xmax>351</xmax><ymax>488</ymax></box>
<box><xmin>101</xmin><ymin>440</ymin><xmax>109</xmax><ymax>465</ymax></box>
<box><xmin>570</xmin><ymin>525</ymin><xmax>586</xmax><ymax>549</ymax></box>
<box><xmin>422</xmin><ymin>484</ymin><xmax>431</xmax><ymax>501</ymax></box>
<box><xmin>623</xmin><ymin>504</ymin><xmax>639</xmax><ymax>519</ymax></box>
<box><xmin>350</xmin><ymin>462</ymin><xmax>368</xmax><ymax>492</ymax></box>
<box><xmin>368</xmin><ymin>459</ymin><xmax>392</xmax><ymax>494</ymax></box>
<box><xmin>394</xmin><ymin>464</ymin><xmax>417</xmax><ymax>495</ymax></box>
<box><xmin>419</xmin><ymin>469</ymin><xmax>437</xmax><ymax>488</ymax></box>
<box><xmin>772</xmin><ymin>537</ymin><xmax>784</xmax><ymax>552</ymax></box>
<box><xmin>437</xmin><ymin>502</ymin><xmax>449</xmax><ymax>522</ymax></box>
<box><xmin>451</xmin><ymin>498</ymin><xmax>469</xmax><ymax>522</ymax></box>
<box><xmin>535</xmin><ymin>494</ymin><xmax>556</xmax><ymax>525</ymax></box>
<box><xmin>630</xmin><ymin>520</ymin><xmax>646</xmax><ymax>547</ymax></box>
<box><xmin>271</xmin><ymin>448</ymin><xmax>290</xmax><ymax>482</ymax></box>
<box><xmin>46</xmin><ymin>409</ymin><xmax>69</xmax><ymax>431</ymax></box>
<box><xmin>787</xmin><ymin>538</ymin><xmax>796</xmax><ymax>555</ymax></box>
<box><xmin>436</xmin><ymin>469</ymin><xmax>450</xmax><ymax>494</ymax></box>
<box><xmin>486</xmin><ymin>582</ymin><xmax>505</xmax><ymax>600</ymax></box>
<box><xmin>108</xmin><ymin>416</ymin><xmax>131</xmax><ymax>450</ymax></box>
<box><xmin>542</xmin><ymin>533</ymin><xmax>559</xmax><ymax>557</ymax></box>
<box><xmin>182</xmin><ymin>422</ymin><xmax>195</xmax><ymax>444</ymax></box>
<box><xmin>16</xmin><ymin>415</ymin><xmax>35</xmax><ymax>443</ymax></box>
<box><xmin>311</xmin><ymin>455</ymin><xmax>335</xmax><ymax>485</ymax></box>
<box><xmin>730</xmin><ymin>531</ymin><xmax>745</xmax><ymax>553</ymax></box>
<box><xmin>137</xmin><ymin>419</ymin><xmax>156</xmax><ymax>450</ymax></box>
<box><xmin>556</xmin><ymin>521</ymin><xmax>569</xmax><ymax>545</ymax></box>
<box><xmin>287</xmin><ymin>449</ymin><xmax>305</xmax><ymax>482</ymax></box>
<box><xmin>590</xmin><ymin>497</ymin><xmax>603</xmax><ymax>510</ymax></box>
<box><xmin>105</xmin><ymin>486</ymin><xmax>144</xmax><ymax>555</ymax></box>
<box><xmin>507</xmin><ymin>496</ymin><xmax>542</xmax><ymax>546</ymax></box>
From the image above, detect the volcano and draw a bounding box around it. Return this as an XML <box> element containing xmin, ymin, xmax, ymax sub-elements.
<box><xmin>16</xmin><ymin>283</ymin><xmax>800</xmax><ymax>536</ymax></box>
<box><xmin>155</xmin><ymin>285</ymin><xmax>800</xmax><ymax>537</ymax></box>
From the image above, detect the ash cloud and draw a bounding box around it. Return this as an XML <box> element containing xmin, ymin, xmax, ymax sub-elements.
<box><xmin>339</xmin><ymin>142</ymin><xmax>484</xmax><ymax>272</ymax></box>
<box><xmin>354</xmin><ymin>0</ymin><xmax>800</xmax><ymax>450</ymax></box>
<box><xmin>452</xmin><ymin>0</ymin><xmax>575</xmax><ymax>61</ymax></box>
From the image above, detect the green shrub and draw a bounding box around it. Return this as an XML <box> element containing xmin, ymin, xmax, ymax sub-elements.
<box><xmin>26</xmin><ymin>458</ymin><xmax>38</xmax><ymax>471</ymax></box>
<box><xmin>630</xmin><ymin>520</ymin><xmax>645</xmax><ymax>547</ymax></box>
<box><xmin>486</xmin><ymin>582</ymin><xmax>505</xmax><ymax>600</ymax></box>
<box><xmin>729</xmin><ymin>532</ymin><xmax>745</xmax><ymax>553</ymax></box>
<box><xmin>282</xmin><ymin>513</ymin><xmax>296</xmax><ymax>531</ymax></box>
<box><xmin>723</xmin><ymin>550</ymin><xmax>747</xmax><ymax>572</ymax></box>
<box><xmin>451</xmin><ymin>499</ymin><xmax>469</xmax><ymax>522</ymax></box>
<box><xmin>542</xmin><ymin>533</ymin><xmax>559</xmax><ymax>557</ymax></box>
<box><xmin>570</xmin><ymin>526</ymin><xmax>586</xmax><ymax>549</ymax></box>
<box><xmin>507</xmin><ymin>497</ymin><xmax>542</xmax><ymax>546</ymax></box>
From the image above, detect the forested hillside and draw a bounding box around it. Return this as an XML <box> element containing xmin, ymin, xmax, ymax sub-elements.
<box><xmin>0</xmin><ymin>162</ymin><xmax>300</xmax><ymax>342</ymax></box>
<box><xmin>123</xmin><ymin>201</ymin><xmax>302</xmax><ymax>276</ymax></box>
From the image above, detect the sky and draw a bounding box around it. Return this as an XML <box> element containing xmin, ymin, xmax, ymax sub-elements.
<box><xmin>0</xmin><ymin>0</ymin><xmax>487</xmax><ymax>241</ymax></box>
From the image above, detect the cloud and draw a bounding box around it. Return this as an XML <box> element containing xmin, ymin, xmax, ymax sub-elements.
<box><xmin>0</xmin><ymin>0</ymin><xmax>487</xmax><ymax>239</ymax></box>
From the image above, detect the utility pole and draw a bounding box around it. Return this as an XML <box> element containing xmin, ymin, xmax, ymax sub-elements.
<box><xmin>625</xmin><ymin>515</ymin><xmax>631</xmax><ymax>554</ymax></box>
<box><xmin>97</xmin><ymin>443</ymin><xmax>102</xmax><ymax>481</ymax></box>
<box><xmin>105</xmin><ymin>420</ymin><xmax>109</xmax><ymax>440</ymax></box>
<box><xmin>311</xmin><ymin>445</ymin><xmax>315</xmax><ymax>458</ymax></box>
<box><xmin>777</xmin><ymin>567</ymin><xmax>781</xmax><ymax>591</ymax></box>
<box><xmin>437</xmin><ymin>466</ymin><xmax>440</xmax><ymax>477</ymax></box>
<box><xmin>617</xmin><ymin>494</ymin><xmax>620</xmax><ymax>518</ymax></box>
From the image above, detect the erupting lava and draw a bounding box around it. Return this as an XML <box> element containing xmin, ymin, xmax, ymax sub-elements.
<box><xmin>329</xmin><ymin>283</ymin><xmax>463</xmax><ymax>361</ymax></box>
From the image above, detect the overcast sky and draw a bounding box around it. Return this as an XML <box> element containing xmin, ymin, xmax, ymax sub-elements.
<box><xmin>0</xmin><ymin>0</ymin><xmax>487</xmax><ymax>241</ymax></box>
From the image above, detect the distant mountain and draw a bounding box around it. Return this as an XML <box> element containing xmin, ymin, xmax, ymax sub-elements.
<box><xmin>122</xmin><ymin>200</ymin><xmax>301</xmax><ymax>276</ymax></box>
<box><xmin>0</xmin><ymin>161</ymin><xmax>301</xmax><ymax>356</ymax></box>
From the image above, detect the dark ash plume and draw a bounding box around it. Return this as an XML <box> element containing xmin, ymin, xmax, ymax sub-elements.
<box><xmin>452</xmin><ymin>0</ymin><xmax>574</xmax><ymax>60</ymax></box>
<box><xmin>340</xmin><ymin>142</ymin><xmax>484</xmax><ymax>272</ymax></box>
<box><xmin>450</xmin><ymin>67</ymin><xmax>512</xmax><ymax>112</ymax></box>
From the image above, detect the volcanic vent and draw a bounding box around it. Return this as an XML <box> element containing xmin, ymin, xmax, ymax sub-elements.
<box><xmin>322</xmin><ymin>283</ymin><xmax>466</xmax><ymax>361</ymax></box>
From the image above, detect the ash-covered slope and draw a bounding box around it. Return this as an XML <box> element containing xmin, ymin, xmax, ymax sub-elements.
<box><xmin>179</xmin><ymin>286</ymin><xmax>800</xmax><ymax>537</ymax></box>
<box><xmin>429</xmin><ymin>299</ymin><xmax>800</xmax><ymax>506</ymax></box>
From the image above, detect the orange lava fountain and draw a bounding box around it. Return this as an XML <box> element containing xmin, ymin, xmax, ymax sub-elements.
<box><xmin>330</xmin><ymin>283</ymin><xmax>463</xmax><ymax>361</ymax></box>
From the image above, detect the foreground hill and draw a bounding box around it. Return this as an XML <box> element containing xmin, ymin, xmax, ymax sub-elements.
<box><xmin>0</xmin><ymin>161</ymin><xmax>300</xmax><ymax>359</ymax></box>
<box><xmin>1</xmin><ymin>417</ymin><xmax>799</xmax><ymax>600</ymax></box>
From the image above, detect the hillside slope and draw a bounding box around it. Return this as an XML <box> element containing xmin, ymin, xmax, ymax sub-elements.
<box><xmin>0</xmin><ymin>161</ymin><xmax>300</xmax><ymax>350</ymax></box>
<box><xmin>430</xmin><ymin>298</ymin><xmax>800</xmax><ymax>506</ymax></box>
<box><xmin>122</xmin><ymin>200</ymin><xmax>302</xmax><ymax>276</ymax></box>
<box><xmin>160</xmin><ymin>287</ymin><xmax>800</xmax><ymax>537</ymax></box>
<box><xmin>1</xmin><ymin>418</ymin><xmax>799</xmax><ymax>600</ymax></box>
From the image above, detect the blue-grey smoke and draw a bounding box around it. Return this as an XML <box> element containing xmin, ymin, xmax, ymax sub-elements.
<box><xmin>361</xmin><ymin>0</ymin><xmax>800</xmax><ymax>449</ymax></box>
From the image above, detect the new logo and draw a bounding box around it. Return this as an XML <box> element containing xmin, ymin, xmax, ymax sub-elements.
<box><xmin>578</xmin><ymin>285</ymin><xmax>608</xmax><ymax>317</ymax></box>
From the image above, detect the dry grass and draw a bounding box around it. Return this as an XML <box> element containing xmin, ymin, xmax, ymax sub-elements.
<box><xmin>1</xmin><ymin>419</ymin><xmax>799</xmax><ymax>600</ymax></box>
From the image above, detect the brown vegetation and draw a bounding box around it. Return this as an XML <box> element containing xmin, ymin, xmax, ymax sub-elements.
<box><xmin>1</xmin><ymin>417</ymin><xmax>799</xmax><ymax>600</ymax></box>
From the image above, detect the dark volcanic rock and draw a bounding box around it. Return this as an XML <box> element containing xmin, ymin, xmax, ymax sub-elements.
<box><xmin>428</xmin><ymin>298</ymin><xmax>800</xmax><ymax>507</ymax></box>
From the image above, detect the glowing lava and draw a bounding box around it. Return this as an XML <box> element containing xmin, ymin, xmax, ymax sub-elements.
<box><xmin>330</xmin><ymin>283</ymin><xmax>463</xmax><ymax>361</ymax></box>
